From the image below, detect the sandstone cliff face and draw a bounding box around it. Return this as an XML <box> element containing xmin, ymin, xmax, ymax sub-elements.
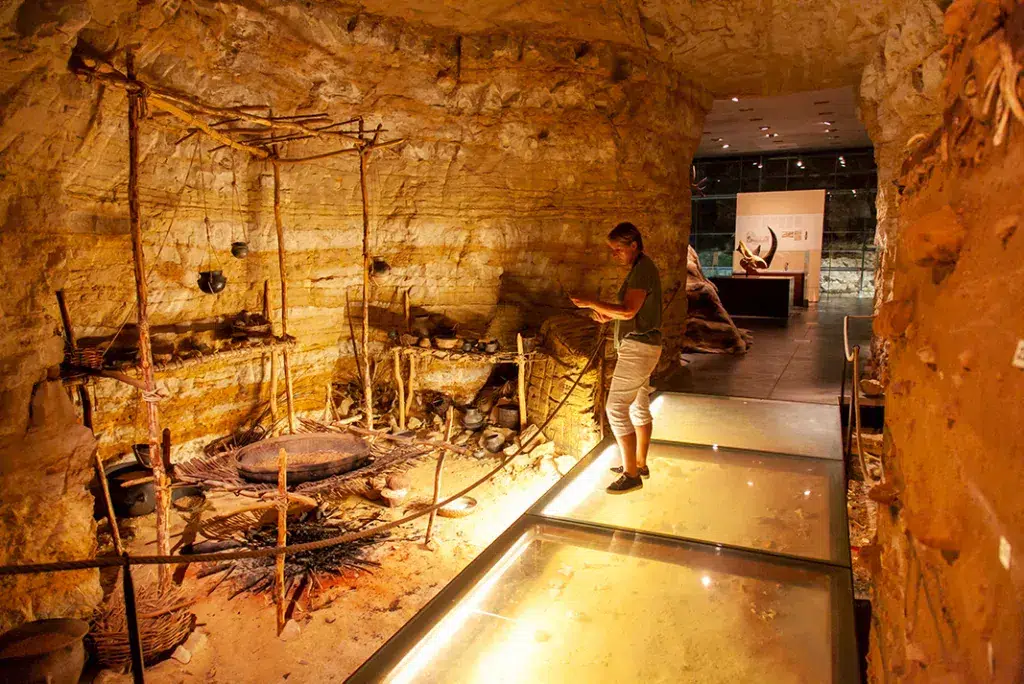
<box><xmin>352</xmin><ymin>0</ymin><xmax>892</xmax><ymax>96</ymax></box>
<box><xmin>0</xmin><ymin>380</ymin><xmax>103</xmax><ymax>631</ymax></box>
<box><xmin>866</xmin><ymin>1</ymin><xmax>1024</xmax><ymax>680</ymax></box>
<box><xmin>858</xmin><ymin>0</ymin><xmax>947</xmax><ymax>377</ymax></box>
<box><xmin>0</xmin><ymin>2</ymin><xmax>710</xmax><ymax>459</ymax></box>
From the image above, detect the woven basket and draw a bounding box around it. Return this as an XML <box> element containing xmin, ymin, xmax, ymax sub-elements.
<box><xmin>90</xmin><ymin>581</ymin><xmax>195</xmax><ymax>668</ymax></box>
<box><xmin>65</xmin><ymin>347</ymin><xmax>104</xmax><ymax>370</ymax></box>
<box><xmin>198</xmin><ymin>493</ymin><xmax>318</xmax><ymax>541</ymax></box>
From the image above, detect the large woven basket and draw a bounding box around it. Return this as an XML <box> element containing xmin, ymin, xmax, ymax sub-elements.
<box><xmin>90</xmin><ymin>581</ymin><xmax>194</xmax><ymax>668</ymax></box>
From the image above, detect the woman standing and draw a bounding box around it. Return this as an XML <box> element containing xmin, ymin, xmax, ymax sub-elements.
<box><xmin>571</xmin><ymin>222</ymin><xmax>662</xmax><ymax>494</ymax></box>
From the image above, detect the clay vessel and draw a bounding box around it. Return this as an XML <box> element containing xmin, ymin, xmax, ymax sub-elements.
<box><xmin>0</xmin><ymin>618</ymin><xmax>88</xmax><ymax>684</ymax></box>
<box><xmin>231</xmin><ymin>241</ymin><xmax>249</xmax><ymax>258</ymax></box>
<box><xmin>197</xmin><ymin>270</ymin><xmax>227</xmax><ymax>294</ymax></box>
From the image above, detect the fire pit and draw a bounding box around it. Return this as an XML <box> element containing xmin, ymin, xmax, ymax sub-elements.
<box><xmin>236</xmin><ymin>434</ymin><xmax>370</xmax><ymax>484</ymax></box>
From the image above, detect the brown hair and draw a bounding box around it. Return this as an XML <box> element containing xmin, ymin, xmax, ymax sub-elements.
<box><xmin>608</xmin><ymin>222</ymin><xmax>643</xmax><ymax>252</ymax></box>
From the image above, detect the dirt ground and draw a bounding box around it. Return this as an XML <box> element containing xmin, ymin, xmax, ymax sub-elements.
<box><xmin>85</xmin><ymin>449</ymin><xmax>563</xmax><ymax>683</ymax></box>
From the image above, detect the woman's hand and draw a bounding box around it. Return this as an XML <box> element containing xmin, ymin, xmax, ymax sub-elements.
<box><xmin>569</xmin><ymin>294</ymin><xmax>592</xmax><ymax>309</ymax></box>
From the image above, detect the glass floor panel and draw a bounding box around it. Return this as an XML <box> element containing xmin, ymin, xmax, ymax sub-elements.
<box><xmin>649</xmin><ymin>393</ymin><xmax>844</xmax><ymax>460</ymax></box>
<box><xmin>350</xmin><ymin>519</ymin><xmax>858</xmax><ymax>683</ymax></box>
<box><xmin>536</xmin><ymin>441</ymin><xmax>849</xmax><ymax>565</ymax></box>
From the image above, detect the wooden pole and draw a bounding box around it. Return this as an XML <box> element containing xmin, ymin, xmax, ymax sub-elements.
<box><xmin>425</xmin><ymin>406</ymin><xmax>455</xmax><ymax>545</ymax></box>
<box><xmin>359</xmin><ymin>140</ymin><xmax>374</xmax><ymax>431</ymax></box>
<box><xmin>271</xmin><ymin>160</ymin><xmax>296</xmax><ymax>435</ymax></box>
<box><xmin>56</xmin><ymin>290</ymin><xmax>94</xmax><ymax>430</ymax></box>
<box><xmin>516</xmin><ymin>333</ymin><xmax>527</xmax><ymax>430</ymax></box>
<box><xmin>393</xmin><ymin>348</ymin><xmax>406</xmax><ymax>430</ymax></box>
<box><xmin>275</xmin><ymin>446</ymin><xmax>288</xmax><ymax>635</ymax></box>
<box><xmin>407</xmin><ymin>355</ymin><xmax>417</xmax><ymax>413</ymax></box>
<box><xmin>264</xmin><ymin>280</ymin><xmax>279</xmax><ymax>431</ymax></box>
<box><xmin>126</xmin><ymin>50</ymin><xmax>171</xmax><ymax>589</ymax></box>
<box><xmin>403</xmin><ymin>289</ymin><xmax>410</xmax><ymax>331</ymax></box>
<box><xmin>93</xmin><ymin>451</ymin><xmax>124</xmax><ymax>555</ymax></box>
<box><xmin>597</xmin><ymin>337</ymin><xmax>606</xmax><ymax>439</ymax></box>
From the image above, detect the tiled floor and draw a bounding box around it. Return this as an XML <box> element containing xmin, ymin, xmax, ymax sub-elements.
<box><xmin>660</xmin><ymin>297</ymin><xmax>874</xmax><ymax>405</ymax></box>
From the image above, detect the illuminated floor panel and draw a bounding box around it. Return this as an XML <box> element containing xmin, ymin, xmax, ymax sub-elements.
<box><xmin>538</xmin><ymin>441</ymin><xmax>848</xmax><ymax>564</ymax></box>
<box><xmin>649</xmin><ymin>392</ymin><xmax>844</xmax><ymax>460</ymax></box>
<box><xmin>351</xmin><ymin>520</ymin><xmax>857</xmax><ymax>683</ymax></box>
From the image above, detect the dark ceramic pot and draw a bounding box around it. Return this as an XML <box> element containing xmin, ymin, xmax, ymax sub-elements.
<box><xmin>231</xmin><ymin>242</ymin><xmax>249</xmax><ymax>259</ymax></box>
<box><xmin>0</xmin><ymin>618</ymin><xmax>88</xmax><ymax>684</ymax></box>
<box><xmin>105</xmin><ymin>461</ymin><xmax>156</xmax><ymax>518</ymax></box>
<box><xmin>495</xmin><ymin>402</ymin><xmax>520</xmax><ymax>430</ymax></box>
<box><xmin>197</xmin><ymin>270</ymin><xmax>227</xmax><ymax>294</ymax></box>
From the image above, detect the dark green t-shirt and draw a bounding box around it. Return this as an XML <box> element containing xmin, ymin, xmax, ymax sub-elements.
<box><xmin>614</xmin><ymin>253</ymin><xmax>662</xmax><ymax>347</ymax></box>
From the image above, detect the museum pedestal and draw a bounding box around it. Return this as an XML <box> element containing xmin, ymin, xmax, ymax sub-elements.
<box><xmin>710</xmin><ymin>275</ymin><xmax>793</xmax><ymax>318</ymax></box>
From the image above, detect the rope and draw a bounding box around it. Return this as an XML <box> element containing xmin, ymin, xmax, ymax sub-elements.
<box><xmin>0</xmin><ymin>322</ymin><xmax>607</xmax><ymax>577</ymax></box>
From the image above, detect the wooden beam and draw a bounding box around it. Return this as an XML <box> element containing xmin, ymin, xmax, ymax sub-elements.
<box><xmin>393</xmin><ymin>348</ymin><xmax>406</xmax><ymax>430</ymax></box>
<box><xmin>359</xmin><ymin>142</ymin><xmax>373</xmax><ymax>431</ymax></box>
<box><xmin>425</xmin><ymin>407</ymin><xmax>455</xmax><ymax>545</ymax></box>
<box><xmin>127</xmin><ymin>50</ymin><xmax>171</xmax><ymax>590</ymax></box>
<box><xmin>517</xmin><ymin>333</ymin><xmax>527</xmax><ymax>430</ymax></box>
<box><xmin>275</xmin><ymin>447</ymin><xmax>288</xmax><ymax>635</ymax></box>
<box><xmin>272</xmin><ymin>160</ymin><xmax>296</xmax><ymax>435</ymax></box>
<box><xmin>264</xmin><ymin>280</ymin><xmax>279</xmax><ymax>432</ymax></box>
<box><xmin>148</xmin><ymin>97</ymin><xmax>269</xmax><ymax>158</ymax></box>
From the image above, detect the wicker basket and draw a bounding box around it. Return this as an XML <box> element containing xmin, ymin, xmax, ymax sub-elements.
<box><xmin>90</xmin><ymin>581</ymin><xmax>195</xmax><ymax>668</ymax></box>
<box><xmin>65</xmin><ymin>347</ymin><xmax>104</xmax><ymax>370</ymax></box>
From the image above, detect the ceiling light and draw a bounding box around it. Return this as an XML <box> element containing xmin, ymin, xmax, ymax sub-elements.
<box><xmin>701</xmin><ymin>575</ymin><xmax>712</xmax><ymax>588</ymax></box>
<box><xmin>752</xmin><ymin>162</ymin><xmax>759</xmax><ymax>166</ymax></box>
<box><xmin>757</xmin><ymin>164</ymin><xmax>763</xmax><ymax>169</ymax></box>
<box><xmin>772</xmin><ymin>133</ymin><xmax>780</xmax><ymax>138</ymax></box>
<box><xmin>821</xmin><ymin>121</ymin><xmax>833</xmax><ymax>126</ymax></box>
<box><xmin>803</xmin><ymin>490</ymin><xmax>811</xmax><ymax>497</ymax></box>
<box><xmin>852</xmin><ymin>190</ymin><xmax>857</xmax><ymax>195</ymax></box>
<box><xmin>722</xmin><ymin>144</ymin><xmax>730</xmax><ymax>149</ymax></box>
<box><xmin>731</xmin><ymin>97</ymin><xmax>740</xmax><ymax>102</ymax></box>
<box><xmin>759</xmin><ymin>126</ymin><xmax>770</xmax><ymax>131</ymax></box>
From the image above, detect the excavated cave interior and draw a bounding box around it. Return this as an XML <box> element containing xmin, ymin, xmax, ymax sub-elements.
<box><xmin>1</xmin><ymin>1</ymin><xmax>1022</xmax><ymax>682</ymax></box>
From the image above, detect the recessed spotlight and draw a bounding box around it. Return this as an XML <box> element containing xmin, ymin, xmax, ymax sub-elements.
<box><xmin>712</xmin><ymin>137</ymin><xmax>723</xmax><ymax>142</ymax></box>
<box><xmin>771</xmin><ymin>133</ymin><xmax>780</xmax><ymax>138</ymax></box>
<box><xmin>757</xmin><ymin>164</ymin><xmax>763</xmax><ymax>169</ymax></box>
<box><xmin>722</xmin><ymin>144</ymin><xmax>730</xmax><ymax>149</ymax></box>
<box><xmin>814</xmin><ymin>100</ymin><xmax>830</xmax><ymax>105</ymax></box>
<box><xmin>731</xmin><ymin>97</ymin><xmax>740</xmax><ymax>102</ymax></box>
<box><xmin>759</xmin><ymin>126</ymin><xmax>770</xmax><ymax>131</ymax></box>
<box><xmin>821</xmin><ymin>121</ymin><xmax>833</xmax><ymax>126</ymax></box>
<box><xmin>853</xmin><ymin>190</ymin><xmax>858</xmax><ymax>195</ymax></box>
<box><xmin>752</xmin><ymin>162</ymin><xmax>759</xmax><ymax>166</ymax></box>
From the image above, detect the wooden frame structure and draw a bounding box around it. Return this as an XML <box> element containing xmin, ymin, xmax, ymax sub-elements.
<box><xmin>70</xmin><ymin>50</ymin><xmax>403</xmax><ymax>624</ymax></box>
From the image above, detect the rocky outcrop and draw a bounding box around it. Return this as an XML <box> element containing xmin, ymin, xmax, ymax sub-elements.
<box><xmin>858</xmin><ymin>0</ymin><xmax>947</xmax><ymax>379</ymax></box>
<box><xmin>865</xmin><ymin>2</ymin><xmax>1024</xmax><ymax>680</ymax></box>
<box><xmin>0</xmin><ymin>378</ymin><xmax>102</xmax><ymax>632</ymax></box>
<box><xmin>0</xmin><ymin>2</ymin><xmax>710</xmax><ymax>460</ymax></box>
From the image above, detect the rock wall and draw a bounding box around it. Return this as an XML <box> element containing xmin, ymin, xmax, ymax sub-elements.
<box><xmin>0</xmin><ymin>2</ymin><xmax>710</xmax><ymax>460</ymax></box>
<box><xmin>859</xmin><ymin>0</ymin><xmax>947</xmax><ymax>377</ymax></box>
<box><xmin>866</xmin><ymin>1</ymin><xmax>1024</xmax><ymax>680</ymax></box>
<box><xmin>0</xmin><ymin>379</ymin><xmax>103</xmax><ymax>631</ymax></box>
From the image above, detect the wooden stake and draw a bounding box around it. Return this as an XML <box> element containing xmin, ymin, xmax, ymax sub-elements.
<box><xmin>359</xmin><ymin>143</ymin><xmax>374</xmax><ymax>431</ymax></box>
<box><xmin>393</xmin><ymin>348</ymin><xmax>406</xmax><ymax>430</ymax></box>
<box><xmin>516</xmin><ymin>333</ymin><xmax>527</xmax><ymax>430</ymax></box>
<box><xmin>425</xmin><ymin>407</ymin><xmax>455</xmax><ymax>545</ymax></box>
<box><xmin>93</xmin><ymin>450</ymin><xmax>123</xmax><ymax>555</ymax></box>
<box><xmin>275</xmin><ymin>447</ymin><xmax>288</xmax><ymax>635</ymax></box>
<box><xmin>271</xmin><ymin>160</ymin><xmax>296</xmax><ymax>435</ymax></box>
<box><xmin>56</xmin><ymin>290</ymin><xmax>94</xmax><ymax>430</ymax></box>
<box><xmin>403</xmin><ymin>289</ymin><xmax>410</xmax><ymax>331</ymax></box>
<box><xmin>126</xmin><ymin>50</ymin><xmax>171</xmax><ymax>590</ymax></box>
<box><xmin>407</xmin><ymin>355</ymin><xmax>417</xmax><ymax>412</ymax></box>
<box><xmin>264</xmin><ymin>280</ymin><xmax>279</xmax><ymax>431</ymax></box>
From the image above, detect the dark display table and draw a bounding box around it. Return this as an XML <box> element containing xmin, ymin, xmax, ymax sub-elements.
<box><xmin>711</xmin><ymin>275</ymin><xmax>793</xmax><ymax>318</ymax></box>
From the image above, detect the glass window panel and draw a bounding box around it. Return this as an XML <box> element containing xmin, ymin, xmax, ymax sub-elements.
<box><xmin>366</xmin><ymin>521</ymin><xmax>858</xmax><ymax>684</ymax></box>
<box><xmin>542</xmin><ymin>441</ymin><xmax>848</xmax><ymax>563</ymax></box>
<box><xmin>649</xmin><ymin>393</ymin><xmax>844</xmax><ymax>460</ymax></box>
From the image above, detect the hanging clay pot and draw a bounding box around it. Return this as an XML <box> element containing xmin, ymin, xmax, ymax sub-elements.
<box><xmin>231</xmin><ymin>241</ymin><xmax>249</xmax><ymax>259</ymax></box>
<box><xmin>197</xmin><ymin>270</ymin><xmax>227</xmax><ymax>294</ymax></box>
